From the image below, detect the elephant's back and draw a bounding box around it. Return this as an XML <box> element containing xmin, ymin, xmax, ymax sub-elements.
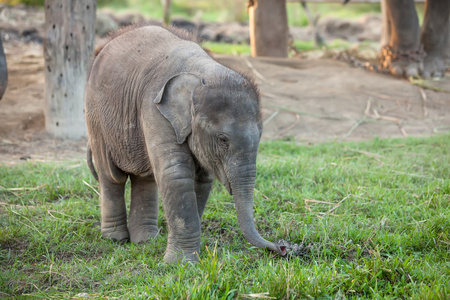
<box><xmin>85</xmin><ymin>26</ymin><xmax>185</xmax><ymax>176</ymax></box>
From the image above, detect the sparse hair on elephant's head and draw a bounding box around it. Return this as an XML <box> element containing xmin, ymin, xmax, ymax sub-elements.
<box><xmin>95</xmin><ymin>21</ymin><xmax>199</xmax><ymax>57</ymax></box>
<box><xmin>194</xmin><ymin>70</ymin><xmax>263</xmax><ymax>123</ymax></box>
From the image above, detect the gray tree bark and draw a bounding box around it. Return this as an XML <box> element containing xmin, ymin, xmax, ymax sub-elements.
<box><xmin>248</xmin><ymin>0</ymin><xmax>288</xmax><ymax>57</ymax></box>
<box><xmin>44</xmin><ymin>0</ymin><xmax>96</xmax><ymax>139</ymax></box>
<box><xmin>0</xmin><ymin>38</ymin><xmax>7</xmax><ymax>100</ymax></box>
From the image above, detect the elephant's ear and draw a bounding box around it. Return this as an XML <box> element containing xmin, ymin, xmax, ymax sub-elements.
<box><xmin>153</xmin><ymin>73</ymin><xmax>200</xmax><ymax>144</ymax></box>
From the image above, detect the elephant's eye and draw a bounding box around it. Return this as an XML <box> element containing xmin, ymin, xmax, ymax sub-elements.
<box><xmin>217</xmin><ymin>134</ymin><xmax>229</xmax><ymax>149</ymax></box>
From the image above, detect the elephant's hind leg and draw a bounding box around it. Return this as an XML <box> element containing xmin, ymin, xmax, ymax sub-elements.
<box><xmin>420</xmin><ymin>0</ymin><xmax>450</xmax><ymax>78</ymax></box>
<box><xmin>129</xmin><ymin>174</ymin><xmax>160</xmax><ymax>243</ymax></box>
<box><xmin>380</xmin><ymin>0</ymin><xmax>422</xmax><ymax>77</ymax></box>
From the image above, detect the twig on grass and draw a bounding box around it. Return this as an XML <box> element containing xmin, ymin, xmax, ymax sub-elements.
<box><xmin>82</xmin><ymin>180</ymin><xmax>100</xmax><ymax>196</ymax></box>
<box><xmin>363</xmin><ymin>97</ymin><xmax>408</xmax><ymax>137</ymax></box>
<box><xmin>342</xmin><ymin>98</ymin><xmax>374</xmax><ymax>139</ymax></box>
<box><xmin>433</xmin><ymin>125</ymin><xmax>450</xmax><ymax>133</ymax></box>
<box><xmin>304</xmin><ymin>199</ymin><xmax>339</xmax><ymax>206</ymax></box>
<box><xmin>242</xmin><ymin>292</ymin><xmax>276</xmax><ymax>299</ymax></box>
<box><xmin>362</xmin><ymin>91</ymin><xmax>417</xmax><ymax>105</ymax></box>
<box><xmin>264</xmin><ymin>102</ymin><xmax>348</xmax><ymax>121</ymax></box>
<box><xmin>275</xmin><ymin>113</ymin><xmax>300</xmax><ymax>138</ymax></box>
<box><xmin>263</xmin><ymin>110</ymin><xmax>279</xmax><ymax>126</ymax></box>
<box><xmin>47</xmin><ymin>209</ymin><xmax>86</xmax><ymax>224</ymax></box>
<box><xmin>242</xmin><ymin>57</ymin><xmax>273</xmax><ymax>86</ymax></box>
<box><xmin>304</xmin><ymin>195</ymin><xmax>351</xmax><ymax>217</ymax></box>
<box><xmin>9</xmin><ymin>211</ymin><xmax>44</xmax><ymax>236</ymax></box>
<box><xmin>349</xmin><ymin>149</ymin><xmax>385</xmax><ymax>166</ymax></box>
<box><xmin>0</xmin><ymin>184</ymin><xmax>47</xmax><ymax>192</ymax></box>
<box><xmin>398</xmin><ymin>123</ymin><xmax>408</xmax><ymax>137</ymax></box>
<box><xmin>254</xmin><ymin>188</ymin><xmax>270</xmax><ymax>200</ymax></box>
<box><xmin>0</xmin><ymin>202</ymin><xmax>36</xmax><ymax>208</ymax></box>
<box><xmin>343</xmin><ymin>116</ymin><xmax>367</xmax><ymax>139</ymax></box>
<box><xmin>325</xmin><ymin>195</ymin><xmax>350</xmax><ymax>215</ymax></box>
<box><xmin>419</xmin><ymin>87</ymin><xmax>428</xmax><ymax>118</ymax></box>
<box><xmin>364</xmin><ymin>98</ymin><xmax>372</xmax><ymax>116</ymax></box>
<box><xmin>38</xmin><ymin>268</ymin><xmax>77</xmax><ymax>285</ymax></box>
<box><xmin>409</xmin><ymin>76</ymin><xmax>450</xmax><ymax>93</ymax></box>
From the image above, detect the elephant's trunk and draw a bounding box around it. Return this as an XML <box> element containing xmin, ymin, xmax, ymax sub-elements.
<box><xmin>231</xmin><ymin>166</ymin><xmax>286</xmax><ymax>256</ymax></box>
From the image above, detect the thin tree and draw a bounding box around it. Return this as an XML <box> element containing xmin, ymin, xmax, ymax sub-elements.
<box><xmin>0</xmin><ymin>38</ymin><xmax>7</xmax><ymax>100</ymax></box>
<box><xmin>248</xmin><ymin>0</ymin><xmax>288</xmax><ymax>57</ymax></box>
<box><xmin>44</xmin><ymin>0</ymin><xmax>96</xmax><ymax>139</ymax></box>
<box><xmin>161</xmin><ymin>0</ymin><xmax>171</xmax><ymax>25</ymax></box>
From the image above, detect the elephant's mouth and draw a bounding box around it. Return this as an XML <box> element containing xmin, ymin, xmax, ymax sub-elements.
<box><xmin>224</xmin><ymin>180</ymin><xmax>232</xmax><ymax>195</ymax></box>
<box><xmin>215</xmin><ymin>165</ymin><xmax>232</xmax><ymax>195</ymax></box>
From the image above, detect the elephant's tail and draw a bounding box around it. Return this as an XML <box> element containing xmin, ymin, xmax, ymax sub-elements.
<box><xmin>87</xmin><ymin>142</ymin><xmax>99</xmax><ymax>181</ymax></box>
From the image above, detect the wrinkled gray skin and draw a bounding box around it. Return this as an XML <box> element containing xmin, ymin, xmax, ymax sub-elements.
<box><xmin>85</xmin><ymin>24</ymin><xmax>286</xmax><ymax>263</ymax></box>
<box><xmin>381</xmin><ymin>0</ymin><xmax>450</xmax><ymax>78</ymax></box>
<box><xmin>0</xmin><ymin>38</ymin><xmax>8</xmax><ymax>100</ymax></box>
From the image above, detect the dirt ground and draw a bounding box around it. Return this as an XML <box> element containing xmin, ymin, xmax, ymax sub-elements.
<box><xmin>0</xmin><ymin>40</ymin><xmax>449</xmax><ymax>165</ymax></box>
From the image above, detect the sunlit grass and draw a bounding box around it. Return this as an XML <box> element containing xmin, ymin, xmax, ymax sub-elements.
<box><xmin>1</xmin><ymin>134</ymin><xmax>449</xmax><ymax>298</ymax></box>
<box><xmin>202</xmin><ymin>39</ymin><xmax>352</xmax><ymax>56</ymax></box>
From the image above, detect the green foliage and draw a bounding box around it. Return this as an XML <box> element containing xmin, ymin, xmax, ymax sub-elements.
<box><xmin>1</xmin><ymin>134</ymin><xmax>449</xmax><ymax>298</ymax></box>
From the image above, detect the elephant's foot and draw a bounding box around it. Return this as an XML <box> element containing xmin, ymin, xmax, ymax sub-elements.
<box><xmin>101</xmin><ymin>225</ymin><xmax>130</xmax><ymax>243</ymax></box>
<box><xmin>129</xmin><ymin>225</ymin><xmax>159</xmax><ymax>244</ymax></box>
<box><xmin>379</xmin><ymin>45</ymin><xmax>424</xmax><ymax>77</ymax></box>
<box><xmin>164</xmin><ymin>241</ymin><xmax>200</xmax><ymax>263</ymax></box>
<box><xmin>164</xmin><ymin>248</ymin><xmax>199</xmax><ymax>264</ymax></box>
<box><xmin>422</xmin><ymin>52</ymin><xmax>446</xmax><ymax>78</ymax></box>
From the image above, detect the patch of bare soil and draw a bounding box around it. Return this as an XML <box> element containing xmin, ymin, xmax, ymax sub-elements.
<box><xmin>1</xmin><ymin>40</ymin><xmax>449</xmax><ymax>164</ymax></box>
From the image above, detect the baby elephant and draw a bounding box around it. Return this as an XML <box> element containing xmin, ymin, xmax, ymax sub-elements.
<box><xmin>85</xmin><ymin>23</ymin><xmax>286</xmax><ymax>263</ymax></box>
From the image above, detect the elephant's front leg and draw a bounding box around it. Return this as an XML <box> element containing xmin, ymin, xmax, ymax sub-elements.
<box><xmin>129</xmin><ymin>174</ymin><xmax>159</xmax><ymax>243</ymax></box>
<box><xmin>420</xmin><ymin>0</ymin><xmax>450</xmax><ymax>78</ymax></box>
<box><xmin>380</xmin><ymin>0</ymin><xmax>422</xmax><ymax>77</ymax></box>
<box><xmin>158</xmin><ymin>154</ymin><xmax>202</xmax><ymax>263</ymax></box>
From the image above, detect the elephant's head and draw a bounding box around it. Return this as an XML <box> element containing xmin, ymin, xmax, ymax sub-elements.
<box><xmin>153</xmin><ymin>70</ymin><xmax>286</xmax><ymax>257</ymax></box>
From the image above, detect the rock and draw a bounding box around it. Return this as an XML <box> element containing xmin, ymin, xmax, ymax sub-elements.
<box><xmin>96</xmin><ymin>11</ymin><xmax>119</xmax><ymax>37</ymax></box>
<box><xmin>171</xmin><ymin>18</ymin><xmax>198</xmax><ymax>34</ymax></box>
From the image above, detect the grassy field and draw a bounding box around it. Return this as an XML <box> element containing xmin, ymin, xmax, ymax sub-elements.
<box><xmin>202</xmin><ymin>40</ymin><xmax>354</xmax><ymax>56</ymax></box>
<box><xmin>1</xmin><ymin>135</ymin><xmax>449</xmax><ymax>298</ymax></box>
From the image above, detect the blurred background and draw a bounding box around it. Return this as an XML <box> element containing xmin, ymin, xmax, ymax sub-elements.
<box><xmin>0</xmin><ymin>0</ymin><xmax>425</xmax><ymax>56</ymax></box>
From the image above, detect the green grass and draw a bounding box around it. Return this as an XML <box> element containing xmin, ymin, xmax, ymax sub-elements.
<box><xmin>1</xmin><ymin>135</ymin><xmax>449</xmax><ymax>298</ymax></box>
<box><xmin>202</xmin><ymin>41</ymin><xmax>252</xmax><ymax>56</ymax></box>
<box><xmin>203</xmin><ymin>40</ymin><xmax>352</xmax><ymax>56</ymax></box>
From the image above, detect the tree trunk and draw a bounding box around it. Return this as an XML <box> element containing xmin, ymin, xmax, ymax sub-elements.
<box><xmin>44</xmin><ymin>0</ymin><xmax>96</xmax><ymax>139</ymax></box>
<box><xmin>0</xmin><ymin>38</ymin><xmax>7</xmax><ymax>100</ymax></box>
<box><xmin>248</xmin><ymin>0</ymin><xmax>288</xmax><ymax>57</ymax></box>
<box><xmin>161</xmin><ymin>0</ymin><xmax>171</xmax><ymax>25</ymax></box>
<box><xmin>380</xmin><ymin>0</ymin><xmax>391</xmax><ymax>46</ymax></box>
